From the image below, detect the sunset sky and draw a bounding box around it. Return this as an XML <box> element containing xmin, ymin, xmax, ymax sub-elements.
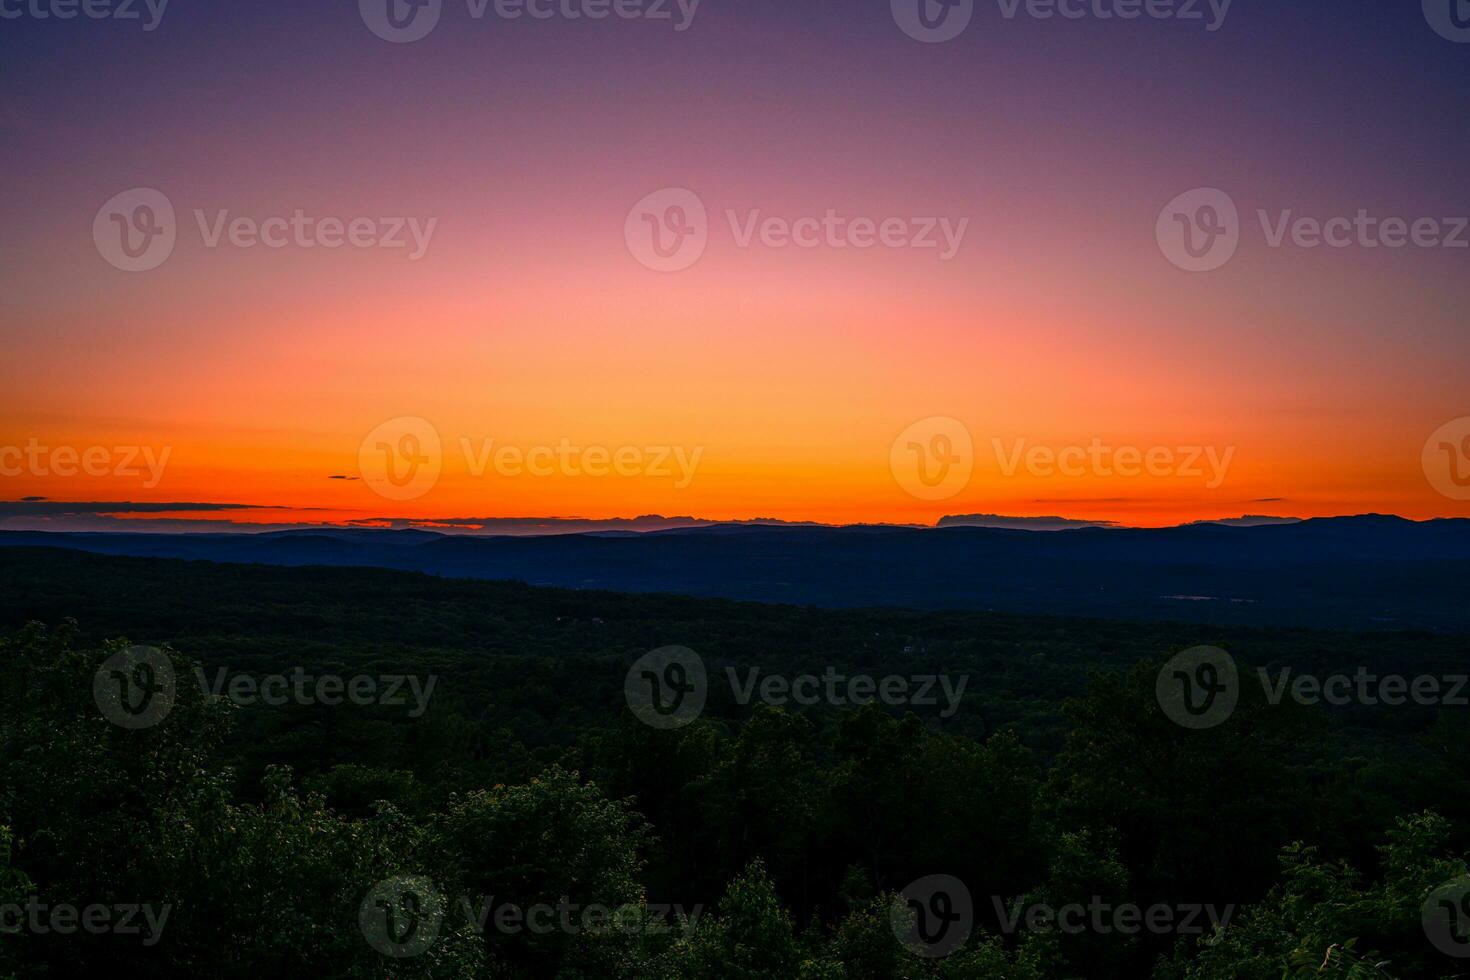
<box><xmin>1</xmin><ymin>0</ymin><xmax>1467</xmax><ymax>530</ymax></box>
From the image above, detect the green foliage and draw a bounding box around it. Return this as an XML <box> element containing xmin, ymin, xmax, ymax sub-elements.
<box><xmin>1</xmin><ymin>551</ymin><xmax>1468</xmax><ymax>978</ymax></box>
<box><xmin>0</xmin><ymin>824</ymin><xmax>35</xmax><ymax>980</ymax></box>
<box><xmin>1166</xmin><ymin>813</ymin><xmax>1467</xmax><ymax>980</ymax></box>
<box><xmin>437</xmin><ymin>767</ymin><xmax>655</xmax><ymax>977</ymax></box>
<box><xmin>658</xmin><ymin>859</ymin><xmax>803</xmax><ymax>979</ymax></box>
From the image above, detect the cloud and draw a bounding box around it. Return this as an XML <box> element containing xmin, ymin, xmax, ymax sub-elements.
<box><xmin>1187</xmin><ymin>515</ymin><xmax>1303</xmax><ymax>527</ymax></box>
<box><xmin>345</xmin><ymin>515</ymin><xmax>830</xmax><ymax>536</ymax></box>
<box><xmin>0</xmin><ymin>501</ymin><xmax>300</xmax><ymax>534</ymax></box>
<box><xmin>936</xmin><ymin>514</ymin><xmax>1122</xmax><ymax>531</ymax></box>
<box><xmin>0</xmin><ymin>504</ymin><xmax>1329</xmax><ymax>537</ymax></box>
<box><xmin>0</xmin><ymin>506</ymin><xmax>835</xmax><ymax>536</ymax></box>
<box><xmin>0</xmin><ymin>501</ymin><xmax>257</xmax><ymax>517</ymax></box>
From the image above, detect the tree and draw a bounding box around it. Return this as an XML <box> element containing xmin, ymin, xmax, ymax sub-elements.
<box><xmin>1167</xmin><ymin>812</ymin><xmax>1466</xmax><ymax>980</ymax></box>
<box><xmin>437</xmin><ymin>766</ymin><xmax>656</xmax><ymax>978</ymax></box>
<box><xmin>656</xmin><ymin>859</ymin><xmax>802</xmax><ymax>979</ymax></box>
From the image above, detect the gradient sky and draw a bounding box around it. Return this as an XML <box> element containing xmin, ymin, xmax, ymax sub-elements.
<box><xmin>1</xmin><ymin>0</ymin><xmax>1467</xmax><ymax>530</ymax></box>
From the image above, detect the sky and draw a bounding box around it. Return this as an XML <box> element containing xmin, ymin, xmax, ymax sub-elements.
<box><xmin>1</xmin><ymin>0</ymin><xmax>1467</xmax><ymax>531</ymax></box>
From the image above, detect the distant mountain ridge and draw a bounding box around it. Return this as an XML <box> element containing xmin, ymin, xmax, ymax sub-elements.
<box><xmin>3</xmin><ymin>515</ymin><xmax>1468</xmax><ymax>632</ymax></box>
